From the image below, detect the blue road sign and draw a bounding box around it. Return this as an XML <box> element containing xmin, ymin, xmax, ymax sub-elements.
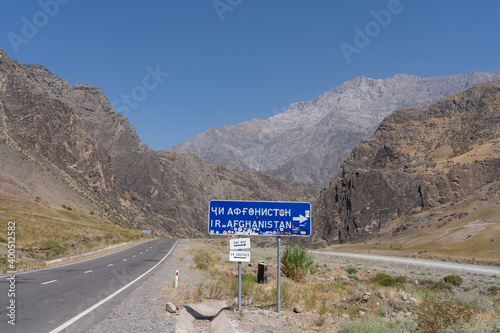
<box><xmin>208</xmin><ymin>200</ymin><xmax>311</xmax><ymax>236</ymax></box>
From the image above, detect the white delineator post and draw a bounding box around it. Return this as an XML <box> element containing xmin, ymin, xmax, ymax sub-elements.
<box><xmin>175</xmin><ymin>270</ymin><xmax>179</xmax><ymax>288</ymax></box>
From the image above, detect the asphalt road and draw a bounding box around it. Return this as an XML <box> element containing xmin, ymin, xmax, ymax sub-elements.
<box><xmin>0</xmin><ymin>238</ymin><xmax>179</xmax><ymax>333</ymax></box>
<box><xmin>311</xmin><ymin>251</ymin><xmax>500</xmax><ymax>276</ymax></box>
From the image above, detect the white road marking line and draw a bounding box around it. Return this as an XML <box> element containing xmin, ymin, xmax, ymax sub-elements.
<box><xmin>84</xmin><ymin>270</ymin><xmax>93</xmax><ymax>274</ymax></box>
<box><xmin>49</xmin><ymin>240</ymin><xmax>180</xmax><ymax>333</ymax></box>
<box><xmin>3</xmin><ymin>239</ymin><xmax>151</xmax><ymax>277</ymax></box>
<box><xmin>41</xmin><ymin>280</ymin><xmax>57</xmax><ymax>285</ymax></box>
<box><xmin>122</xmin><ymin>259</ymin><xmax>127</xmax><ymax>261</ymax></box>
<box><xmin>107</xmin><ymin>264</ymin><xmax>114</xmax><ymax>267</ymax></box>
<box><xmin>132</xmin><ymin>255</ymin><xmax>136</xmax><ymax>257</ymax></box>
<box><xmin>140</xmin><ymin>252</ymin><xmax>143</xmax><ymax>254</ymax></box>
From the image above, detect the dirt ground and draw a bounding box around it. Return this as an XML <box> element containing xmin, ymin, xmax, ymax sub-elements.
<box><xmin>167</xmin><ymin>240</ymin><xmax>500</xmax><ymax>333</ymax></box>
<box><xmin>169</xmin><ymin>242</ymin><xmax>344</xmax><ymax>332</ymax></box>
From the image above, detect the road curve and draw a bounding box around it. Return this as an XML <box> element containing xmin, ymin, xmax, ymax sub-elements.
<box><xmin>311</xmin><ymin>251</ymin><xmax>500</xmax><ymax>276</ymax></box>
<box><xmin>0</xmin><ymin>238</ymin><xmax>179</xmax><ymax>333</ymax></box>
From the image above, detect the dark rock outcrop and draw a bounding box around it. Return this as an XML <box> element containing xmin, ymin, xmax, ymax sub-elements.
<box><xmin>0</xmin><ymin>49</ymin><xmax>316</xmax><ymax>237</ymax></box>
<box><xmin>315</xmin><ymin>82</ymin><xmax>500</xmax><ymax>243</ymax></box>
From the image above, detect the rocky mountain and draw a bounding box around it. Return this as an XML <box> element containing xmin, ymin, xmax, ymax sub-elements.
<box><xmin>2</xmin><ymin>48</ymin><xmax>498</xmax><ymax>251</ymax></box>
<box><xmin>165</xmin><ymin>71</ymin><xmax>500</xmax><ymax>186</ymax></box>
<box><xmin>314</xmin><ymin>82</ymin><xmax>500</xmax><ymax>245</ymax></box>
<box><xmin>0</xmin><ymin>49</ymin><xmax>316</xmax><ymax>238</ymax></box>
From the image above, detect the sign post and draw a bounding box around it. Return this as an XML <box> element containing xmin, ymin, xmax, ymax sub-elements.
<box><xmin>237</xmin><ymin>237</ymin><xmax>242</xmax><ymax>311</ymax></box>
<box><xmin>229</xmin><ymin>237</ymin><xmax>251</xmax><ymax>311</ymax></box>
<box><xmin>209</xmin><ymin>200</ymin><xmax>311</xmax><ymax>313</ymax></box>
<box><xmin>277</xmin><ymin>236</ymin><xmax>281</xmax><ymax>313</ymax></box>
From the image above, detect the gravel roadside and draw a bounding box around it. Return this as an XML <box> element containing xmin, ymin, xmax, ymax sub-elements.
<box><xmin>312</xmin><ymin>252</ymin><xmax>500</xmax><ymax>290</ymax></box>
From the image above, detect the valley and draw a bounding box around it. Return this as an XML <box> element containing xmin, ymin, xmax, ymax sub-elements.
<box><xmin>0</xmin><ymin>48</ymin><xmax>499</xmax><ymax>273</ymax></box>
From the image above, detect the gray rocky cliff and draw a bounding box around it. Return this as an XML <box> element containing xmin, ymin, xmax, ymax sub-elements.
<box><xmin>314</xmin><ymin>82</ymin><xmax>500</xmax><ymax>244</ymax></box>
<box><xmin>24</xmin><ymin>63</ymin><xmax>146</xmax><ymax>156</ymax></box>
<box><xmin>0</xmin><ymin>49</ymin><xmax>317</xmax><ymax>238</ymax></box>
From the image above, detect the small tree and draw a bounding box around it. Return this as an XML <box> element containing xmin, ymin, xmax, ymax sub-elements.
<box><xmin>443</xmin><ymin>274</ymin><xmax>463</xmax><ymax>286</ymax></box>
<box><xmin>281</xmin><ymin>243</ymin><xmax>315</xmax><ymax>281</ymax></box>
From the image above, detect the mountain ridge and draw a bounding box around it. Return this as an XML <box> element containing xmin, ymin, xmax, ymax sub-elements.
<box><xmin>314</xmin><ymin>82</ymin><xmax>500</xmax><ymax>245</ymax></box>
<box><xmin>166</xmin><ymin>70</ymin><xmax>500</xmax><ymax>186</ymax></box>
<box><xmin>0</xmin><ymin>49</ymin><xmax>316</xmax><ymax>242</ymax></box>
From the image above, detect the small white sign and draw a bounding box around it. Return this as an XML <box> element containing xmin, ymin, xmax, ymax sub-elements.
<box><xmin>229</xmin><ymin>251</ymin><xmax>251</xmax><ymax>262</ymax></box>
<box><xmin>230</xmin><ymin>238</ymin><xmax>251</xmax><ymax>250</ymax></box>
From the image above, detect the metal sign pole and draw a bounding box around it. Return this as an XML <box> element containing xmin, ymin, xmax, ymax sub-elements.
<box><xmin>277</xmin><ymin>236</ymin><xmax>281</xmax><ymax>313</ymax></box>
<box><xmin>238</xmin><ymin>236</ymin><xmax>242</xmax><ymax>311</ymax></box>
<box><xmin>210</xmin><ymin>200</ymin><xmax>312</xmax><ymax>313</ymax></box>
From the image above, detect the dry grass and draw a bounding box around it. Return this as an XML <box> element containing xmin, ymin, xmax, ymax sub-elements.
<box><xmin>179</xmin><ymin>239</ymin><xmax>500</xmax><ymax>332</ymax></box>
<box><xmin>0</xmin><ymin>206</ymin><xmax>141</xmax><ymax>273</ymax></box>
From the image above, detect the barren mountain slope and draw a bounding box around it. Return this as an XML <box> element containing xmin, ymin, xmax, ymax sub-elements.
<box><xmin>166</xmin><ymin>71</ymin><xmax>500</xmax><ymax>186</ymax></box>
<box><xmin>0</xmin><ymin>50</ymin><xmax>316</xmax><ymax>241</ymax></box>
<box><xmin>315</xmin><ymin>82</ymin><xmax>500</xmax><ymax>246</ymax></box>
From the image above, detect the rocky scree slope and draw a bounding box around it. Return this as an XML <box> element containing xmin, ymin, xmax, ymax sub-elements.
<box><xmin>0</xmin><ymin>49</ymin><xmax>316</xmax><ymax>237</ymax></box>
<box><xmin>315</xmin><ymin>82</ymin><xmax>500</xmax><ymax>244</ymax></box>
<box><xmin>166</xmin><ymin>71</ymin><xmax>500</xmax><ymax>186</ymax></box>
<box><xmin>0</xmin><ymin>50</ymin><xmax>133</xmax><ymax>225</ymax></box>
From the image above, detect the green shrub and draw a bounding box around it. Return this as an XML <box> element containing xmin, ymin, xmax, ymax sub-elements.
<box><xmin>414</xmin><ymin>294</ymin><xmax>476</xmax><ymax>333</ymax></box>
<box><xmin>281</xmin><ymin>243</ymin><xmax>315</xmax><ymax>281</ymax></box>
<box><xmin>487</xmin><ymin>285</ymin><xmax>500</xmax><ymax>295</ymax></box>
<box><xmin>0</xmin><ymin>237</ymin><xmax>7</xmax><ymax>244</ymax></box>
<box><xmin>443</xmin><ymin>275</ymin><xmax>463</xmax><ymax>286</ymax></box>
<box><xmin>371</xmin><ymin>272</ymin><xmax>406</xmax><ymax>287</ymax></box>
<box><xmin>371</xmin><ymin>272</ymin><xmax>391</xmax><ymax>283</ymax></box>
<box><xmin>346</xmin><ymin>266</ymin><xmax>358</xmax><ymax>275</ymax></box>
<box><xmin>241</xmin><ymin>273</ymin><xmax>257</xmax><ymax>284</ymax></box>
<box><xmin>61</xmin><ymin>205</ymin><xmax>72</xmax><ymax>211</ymax></box>
<box><xmin>380</xmin><ymin>275</ymin><xmax>406</xmax><ymax>287</ymax></box>
<box><xmin>44</xmin><ymin>240</ymin><xmax>65</xmax><ymax>257</ymax></box>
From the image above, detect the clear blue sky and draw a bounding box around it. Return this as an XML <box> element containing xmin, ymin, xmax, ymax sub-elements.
<box><xmin>1</xmin><ymin>1</ymin><xmax>499</xmax><ymax>150</ymax></box>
